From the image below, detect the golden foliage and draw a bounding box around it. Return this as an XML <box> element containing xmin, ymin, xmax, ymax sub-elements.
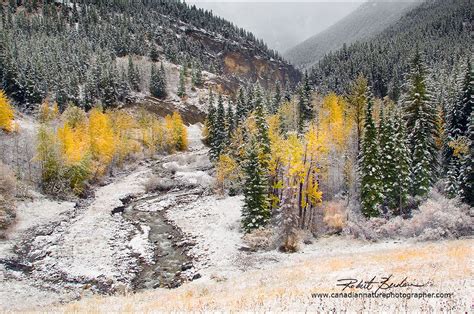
<box><xmin>165</xmin><ymin>112</ymin><xmax>188</xmax><ymax>152</ymax></box>
<box><xmin>215</xmin><ymin>154</ymin><xmax>238</xmax><ymax>194</ymax></box>
<box><xmin>0</xmin><ymin>90</ymin><xmax>14</xmax><ymax>132</ymax></box>
<box><xmin>39</xmin><ymin>100</ymin><xmax>59</xmax><ymax>123</ymax></box>
<box><xmin>88</xmin><ymin>108</ymin><xmax>116</xmax><ymax>175</ymax></box>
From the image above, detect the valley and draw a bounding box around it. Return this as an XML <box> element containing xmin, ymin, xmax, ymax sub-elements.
<box><xmin>0</xmin><ymin>0</ymin><xmax>472</xmax><ymax>312</ymax></box>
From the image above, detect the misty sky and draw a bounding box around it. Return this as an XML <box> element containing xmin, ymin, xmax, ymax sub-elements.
<box><xmin>188</xmin><ymin>1</ymin><xmax>366</xmax><ymax>53</ymax></box>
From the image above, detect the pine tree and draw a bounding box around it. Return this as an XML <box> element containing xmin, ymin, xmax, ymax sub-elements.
<box><xmin>159</xmin><ymin>63</ymin><xmax>167</xmax><ymax>98</ymax></box>
<box><xmin>459</xmin><ymin>111</ymin><xmax>473</xmax><ymax>205</ymax></box>
<box><xmin>226</xmin><ymin>103</ymin><xmax>235</xmax><ymax>140</ymax></box>
<box><xmin>235</xmin><ymin>87</ymin><xmax>247</xmax><ymax>126</ymax></box>
<box><xmin>150</xmin><ymin>45</ymin><xmax>159</xmax><ymax>62</ymax></box>
<box><xmin>128</xmin><ymin>56</ymin><xmax>140</xmax><ymax>92</ymax></box>
<box><xmin>191</xmin><ymin>62</ymin><xmax>203</xmax><ymax>87</ymax></box>
<box><xmin>298</xmin><ymin>71</ymin><xmax>312</xmax><ymax>133</ymax></box>
<box><xmin>177</xmin><ymin>65</ymin><xmax>186</xmax><ymax>98</ymax></box>
<box><xmin>360</xmin><ymin>92</ymin><xmax>382</xmax><ymax>218</ymax></box>
<box><xmin>403</xmin><ymin>50</ymin><xmax>438</xmax><ymax>196</ymax></box>
<box><xmin>254</xmin><ymin>87</ymin><xmax>271</xmax><ymax>168</ymax></box>
<box><xmin>270</xmin><ymin>82</ymin><xmax>281</xmax><ymax>114</ymax></box>
<box><xmin>211</xmin><ymin>94</ymin><xmax>227</xmax><ymax>159</ymax></box>
<box><xmin>391</xmin><ymin>108</ymin><xmax>411</xmax><ymax>215</ymax></box>
<box><xmin>242</xmin><ymin>138</ymin><xmax>270</xmax><ymax>233</ymax></box>
<box><xmin>150</xmin><ymin>63</ymin><xmax>167</xmax><ymax>99</ymax></box>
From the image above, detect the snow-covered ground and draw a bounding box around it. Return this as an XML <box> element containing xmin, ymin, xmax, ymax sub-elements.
<box><xmin>1</xmin><ymin>124</ymin><xmax>472</xmax><ymax>312</ymax></box>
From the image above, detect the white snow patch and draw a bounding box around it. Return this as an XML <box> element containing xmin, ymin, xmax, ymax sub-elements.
<box><xmin>129</xmin><ymin>225</ymin><xmax>154</xmax><ymax>264</ymax></box>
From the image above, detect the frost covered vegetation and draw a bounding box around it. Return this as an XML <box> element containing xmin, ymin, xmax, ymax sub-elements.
<box><xmin>0</xmin><ymin>90</ymin><xmax>187</xmax><ymax>228</ymax></box>
<box><xmin>0</xmin><ymin>0</ymin><xmax>290</xmax><ymax>108</ymax></box>
<box><xmin>310</xmin><ymin>0</ymin><xmax>472</xmax><ymax>99</ymax></box>
<box><xmin>205</xmin><ymin>50</ymin><xmax>473</xmax><ymax>247</ymax></box>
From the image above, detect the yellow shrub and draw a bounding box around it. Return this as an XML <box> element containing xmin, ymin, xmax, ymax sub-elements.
<box><xmin>89</xmin><ymin>108</ymin><xmax>116</xmax><ymax>175</ymax></box>
<box><xmin>165</xmin><ymin>112</ymin><xmax>188</xmax><ymax>152</ymax></box>
<box><xmin>0</xmin><ymin>90</ymin><xmax>14</xmax><ymax>132</ymax></box>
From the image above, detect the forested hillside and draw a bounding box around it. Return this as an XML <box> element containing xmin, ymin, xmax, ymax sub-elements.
<box><xmin>310</xmin><ymin>0</ymin><xmax>472</xmax><ymax>99</ymax></box>
<box><xmin>0</xmin><ymin>0</ymin><xmax>299</xmax><ymax>111</ymax></box>
<box><xmin>285</xmin><ymin>0</ymin><xmax>418</xmax><ymax>69</ymax></box>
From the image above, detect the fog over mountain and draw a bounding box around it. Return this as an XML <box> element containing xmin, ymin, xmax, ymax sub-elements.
<box><xmin>188</xmin><ymin>1</ymin><xmax>362</xmax><ymax>54</ymax></box>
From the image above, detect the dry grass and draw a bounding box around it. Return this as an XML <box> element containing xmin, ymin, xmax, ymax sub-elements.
<box><xmin>323</xmin><ymin>200</ymin><xmax>347</xmax><ymax>231</ymax></box>
<box><xmin>53</xmin><ymin>238</ymin><xmax>473</xmax><ymax>312</ymax></box>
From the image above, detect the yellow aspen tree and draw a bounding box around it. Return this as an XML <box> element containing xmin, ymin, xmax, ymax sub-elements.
<box><xmin>51</xmin><ymin>102</ymin><xmax>60</xmax><ymax>120</ymax></box>
<box><xmin>0</xmin><ymin>90</ymin><xmax>14</xmax><ymax>132</ymax></box>
<box><xmin>57</xmin><ymin>121</ymin><xmax>92</xmax><ymax>194</ymax></box>
<box><xmin>215</xmin><ymin>153</ymin><xmax>238</xmax><ymax>194</ymax></box>
<box><xmin>108</xmin><ymin>110</ymin><xmax>140</xmax><ymax>163</ymax></box>
<box><xmin>165</xmin><ymin>112</ymin><xmax>188</xmax><ymax>151</ymax></box>
<box><xmin>88</xmin><ymin>108</ymin><xmax>116</xmax><ymax>175</ymax></box>
<box><xmin>39</xmin><ymin>99</ymin><xmax>52</xmax><ymax>123</ymax></box>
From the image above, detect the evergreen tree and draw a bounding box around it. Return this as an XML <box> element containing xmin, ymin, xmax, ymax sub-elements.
<box><xmin>459</xmin><ymin>111</ymin><xmax>473</xmax><ymax>205</ymax></box>
<box><xmin>209</xmin><ymin>93</ymin><xmax>226</xmax><ymax>160</ymax></box>
<box><xmin>226</xmin><ymin>103</ymin><xmax>235</xmax><ymax>140</ymax></box>
<box><xmin>128</xmin><ymin>56</ymin><xmax>140</xmax><ymax>92</ymax></box>
<box><xmin>403</xmin><ymin>50</ymin><xmax>438</xmax><ymax>196</ymax></box>
<box><xmin>242</xmin><ymin>138</ymin><xmax>270</xmax><ymax>233</ymax></box>
<box><xmin>149</xmin><ymin>45</ymin><xmax>159</xmax><ymax>62</ymax></box>
<box><xmin>191</xmin><ymin>62</ymin><xmax>203</xmax><ymax>87</ymax></box>
<box><xmin>452</xmin><ymin>63</ymin><xmax>474</xmax><ymax>206</ymax></box>
<box><xmin>205</xmin><ymin>90</ymin><xmax>216</xmax><ymax>148</ymax></box>
<box><xmin>254</xmin><ymin>87</ymin><xmax>271</xmax><ymax>168</ymax></box>
<box><xmin>298</xmin><ymin>71</ymin><xmax>312</xmax><ymax>133</ymax></box>
<box><xmin>391</xmin><ymin>108</ymin><xmax>411</xmax><ymax>215</ymax></box>
<box><xmin>270</xmin><ymin>82</ymin><xmax>281</xmax><ymax>114</ymax></box>
<box><xmin>177</xmin><ymin>65</ymin><xmax>186</xmax><ymax>98</ymax></box>
<box><xmin>360</xmin><ymin>92</ymin><xmax>382</xmax><ymax>218</ymax></box>
<box><xmin>235</xmin><ymin>87</ymin><xmax>247</xmax><ymax>125</ymax></box>
<box><xmin>150</xmin><ymin>63</ymin><xmax>167</xmax><ymax>98</ymax></box>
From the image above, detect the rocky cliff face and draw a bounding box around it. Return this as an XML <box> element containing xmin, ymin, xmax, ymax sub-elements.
<box><xmin>183</xmin><ymin>27</ymin><xmax>300</xmax><ymax>92</ymax></box>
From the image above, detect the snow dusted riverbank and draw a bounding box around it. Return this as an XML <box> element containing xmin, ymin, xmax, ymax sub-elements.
<box><xmin>1</xmin><ymin>124</ymin><xmax>472</xmax><ymax>312</ymax></box>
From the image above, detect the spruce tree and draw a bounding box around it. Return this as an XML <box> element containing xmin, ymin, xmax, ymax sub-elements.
<box><xmin>128</xmin><ymin>56</ymin><xmax>140</xmax><ymax>92</ymax></box>
<box><xmin>360</xmin><ymin>92</ymin><xmax>382</xmax><ymax>218</ymax></box>
<box><xmin>191</xmin><ymin>62</ymin><xmax>203</xmax><ymax>87</ymax></box>
<box><xmin>254</xmin><ymin>87</ymin><xmax>271</xmax><ymax>168</ymax></box>
<box><xmin>205</xmin><ymin>90</ymin><xmax>217</xmax><ymax>150</ymax></box>
<box><xmin>235</xmin><ymin>87</ymin><xmax>247</xmax><ymax>125</ymax></box>
<box><xmin>459</xmin><ymin>111</ymin><xmax>473</xmax><ymax>205</ymax></box>
<box><xmin>209</xmin><ymin>94</ymin><xmax>227</xmax><ymax>160</ymax></box>
<box><xmin>159</xmin><ymin>63</ymin><xmax>167</xmax><ymax>97</ymax></box>
<box><xmin>403</xmin><ymin>50</ymin><xmax>438</xmax><ymax>196</ymax></box>
<box><xmin>177</xmin><ymin>65</ymin><xmax>186</xmax><ymax>98</ymax></box>
<box><xmin>226</xmin><ymin>103</ymin><xmax>235</xmax><ymax>140</ymax></box>
<box><xmin>150</xmin><ymin>45</ymin><xmax>159</xmax><ymax>62</ymax></box>
<box><xmin>270</xmin><ymin>82</ymin><xmax>281</xmax><ymax>114</ymax></box>
<box><xmin>298</xmin><ymin>71</ymin><xmax>312</xmax><ymax>133</ymax></box>
<box><xmin>378</xmin><ymin>105</ymin><xmax>397</xmax><ymax>209</ymax></box>
<box><xmin>390</xmin><ymin>109</ymin><xmax>411</xmax><ymax>215</ymax></box>
<box><xmin>242</xmin><ymin>138</ymin><xmax>270</xmax><ymax>233</ymax></box>
<box><xmin>150</xmin><ymin>63</ymin><xmax>167</xmax><ymax>98</ymax></box>
<box><xmin>458</xmin><ymin>63</ymin><xmax>474</xmax><ymax>204</ymax></box>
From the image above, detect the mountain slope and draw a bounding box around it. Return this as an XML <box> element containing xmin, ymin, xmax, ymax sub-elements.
<box><xmin>284</xmin><ymin>0</ymin><xmax>419</xmax><ymax>69</ymax></box>
<box><xmin>310</xmin><ymin>0</ymin><xmax>472</xmax><ymax>98</ymax></box>
<box><xmin>0</xmin><ymin>0</ymin><xmax>299</xmax><ymax>110</ymax></box>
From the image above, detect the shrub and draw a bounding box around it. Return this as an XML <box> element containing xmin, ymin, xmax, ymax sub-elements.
<box><xmin>322</xmin><ymin>201</ymin><xmax>347</xmax><ymax>233</ymax></box>
<box><xmin>242</xmin><ymin>228</ymin><xmax>275</xmax><ymax>251</ymax></box>
<box><xmin>0</xmin><ymin>162</ymin><xmax>17</xmax><ymax>230</ymax></box>
<box><xmin>344</xmin><ymin>189</ymin><xmax>473</xmax><ymax>241</ymax></box>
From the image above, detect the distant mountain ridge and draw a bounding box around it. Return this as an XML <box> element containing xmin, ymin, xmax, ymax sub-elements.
<box><xmin>309</xmin><ymin>0</ymin><xmax>473</xmax><ymax>99</ymax></box>
<box><xmin>284</xmin><ymin>0</ymin><xmax>419</xmax><ymax>69</ymax></box>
